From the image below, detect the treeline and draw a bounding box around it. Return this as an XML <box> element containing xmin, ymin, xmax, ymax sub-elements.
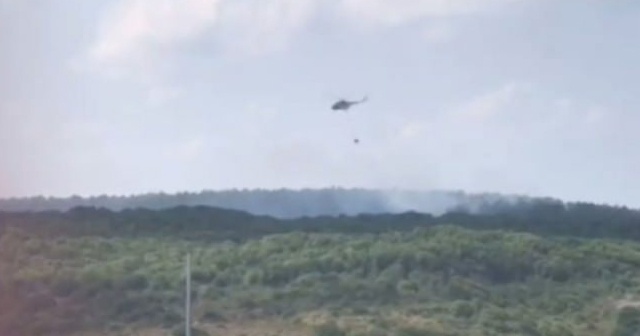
<box><xmin>1</xmin><ymin>199</ymin><xmax>640</xmax><ymax>242</ymax></box>
<box><xmin>0</xmin><ymin>188</ymin><xmax>546</xmax><ymax>218</ymax></box>
<box><xmin>1</xmin><ymin>200</ymin><xmax>640</xmax><ymax>335</ymax></box>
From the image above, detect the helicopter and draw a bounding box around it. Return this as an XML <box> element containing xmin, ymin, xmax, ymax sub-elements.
<box><xmin>330</xmin><ymin>95</ymin><xmax>368</xmax><ymax>144</ymax></box>
<box><xmin>331</xmin><ymin>96</ymin><xmax>368</xmax><ymax>111</ymax></box>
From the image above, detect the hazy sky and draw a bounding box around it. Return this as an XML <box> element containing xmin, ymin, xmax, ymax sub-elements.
<box><xmin>1</xmin><ymin>0</ymin><xmax>639</xmax><ymax>206</ymax></box>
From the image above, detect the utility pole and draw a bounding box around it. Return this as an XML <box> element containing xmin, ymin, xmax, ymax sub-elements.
<box><xmin>185</xmin><ymin>253</ymin><xmax>191</xmax><ymax>336</ymax></box>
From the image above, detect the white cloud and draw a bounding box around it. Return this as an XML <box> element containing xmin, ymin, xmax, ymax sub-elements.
<box><xmin>81</xmin><ymin>0</ymin><xmax>526</xmax><ymax>108</ymax></box>
<box><xmin>583</xmin><ymin>105</ymin><xmax>607</xmax><ymax>126</ymax></box>
<box><xmin>392</xmin><ymin>82</ymin><xmax>522</xmax><ymax>145</ymax></box>
<box><xmin>88</xmin><ymin>0</ymin><xmax>319</xmax><ymax>68</ymax></box>
<box><xmin>553</xmin><ymin>98</ymin><xmax>573</xmax><ymax>111</ymax></box>
<box><xmin>247</xmin><ymin>102</ymin><xmax>279</xmax><ymax>119</ymax></box>
<box><xmin>544</xmin><ymin>98</ymin><xmax>612</xmax><ymax>134</ymax></box>
<box><xmin>337</xmin><ymin>0</ymin><xmax>522</xmax><ymax>27</ymax></box>
<box><xmin>84</xmin><ymin>0</ymin><xmax>323</xmax><ymax>88</ymax></box>
<box><xmin>423</xmin><ymin>21</ymin><xmax>455</xmax><ymax>43</ymax></box>
<box><xmin>88</xmin><ymin>0</ymin><xmax>523</xmax><ymax>72</ymax></box>
<box><xmin>454</xmin><ymin>82</ymin><xmax>522</xmax><ymax>121</ymax></box>
<box><xmin>88</xmin><ymin>0</ymin><xmax>221</xmax><ymax>69</ymax></box>
<box><xmin>216</xmin><ymin>0</ymin><xmax>319</xmax><ymax>56</ymax></box>
<box><xmin>164</xmin><ymin>136</ymin><xmax>205</xmax><ymax>162</ymax></box>
<box><xmin>146</xmin><ymin>86</ymin><xmax>183</xmax><ymax>107</ymax></box>
<box><xmin>398</xmin><ymin>121</ymin><xmax>428</xmax><ymax>140</ymax></box>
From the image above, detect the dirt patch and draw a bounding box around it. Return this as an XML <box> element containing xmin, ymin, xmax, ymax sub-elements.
<box><xmin>199</xmin><ymin>319</ymin><xmax>312</xmax><ymax>336</ymax></box>
<box><xmin>70</xmin><ymin>319</ymin><xmax>313</xmax><ymax>336</ymax></box>
<box><xmin>611</xmin><ymin>294</ymin><xmax>640</xmax><ymax>310</ymax></box>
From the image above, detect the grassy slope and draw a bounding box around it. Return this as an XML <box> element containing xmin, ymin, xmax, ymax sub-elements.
<box><xmin>2</xmin><ymin>205</ymin><xmax>640</xmax><ymax>335</ymax></box>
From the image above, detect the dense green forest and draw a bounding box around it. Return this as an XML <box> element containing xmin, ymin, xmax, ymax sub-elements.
<box><xmin>2</xmin><ymin>199</ymin><xmax>640</xmax><ymax>335</ymax></box>
<box><xmin>0</xmin><ymin>188</ymin><xmax>540</xmax><ymax>218</ymax></box>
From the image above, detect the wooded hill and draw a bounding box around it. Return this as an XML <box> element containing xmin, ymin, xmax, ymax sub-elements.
<box><xmin>0</xmin><ymin>188</ymin><xmax>556</xmax><ymax>218</ymax></box>
<box><xmin>1</xmin><ymin>197</ymin><xmax>640</xmax><ymax>335</ymax></box>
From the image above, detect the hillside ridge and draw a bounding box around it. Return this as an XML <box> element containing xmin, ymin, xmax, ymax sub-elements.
<box><xmin>1</xmin><ymin>188</ymin><xmax>630</xmax><ymax>219</ymax></box>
